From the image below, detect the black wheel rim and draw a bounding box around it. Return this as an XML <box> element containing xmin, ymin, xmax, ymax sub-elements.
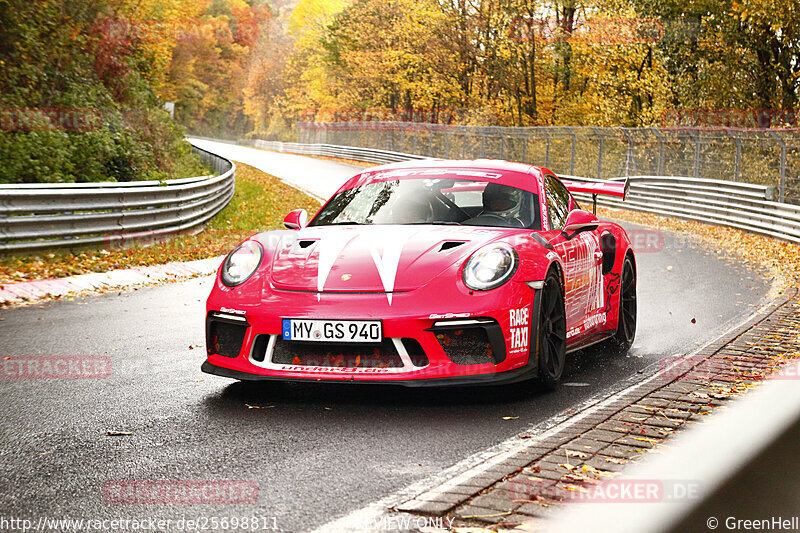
<box><xmin>541</xmin><ymin>278</ymin><xmax>567</xmax><ymax>378</ymax></box>
<box><xmin>620</xmin><ymin>261</ymin><xmax>637</xmax><ymax>344</ymax></box>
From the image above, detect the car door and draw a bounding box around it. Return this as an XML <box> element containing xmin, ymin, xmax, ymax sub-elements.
<box><xmin>543</xmin><ymin>174</ymin><xmax>604</xmax><ymax>337</ymax></box>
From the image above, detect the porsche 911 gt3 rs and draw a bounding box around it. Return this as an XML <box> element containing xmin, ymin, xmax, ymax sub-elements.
<box><xmin>202</xmin><ymin>159</ymin><xmax>636</xmax><ymax>387</ymax></box>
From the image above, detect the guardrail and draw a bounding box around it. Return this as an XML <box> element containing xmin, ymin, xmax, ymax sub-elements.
<box><xmin>564</xmin><ymin>176</ymin><xmax>800</xmax><ymax>244</ymax></box>
<box><xmin>232</xmin><ymin>138</ymin><xmax>800</xmax><ymax>244</ymax></box>
<box><xmin>240</xmin><ymin>139</ymin><xmax>426</xmax><ymax>165</ymax></box>
<box><xmin>0</xmin><ymin>143</ymin><xmax>235</xmax><ymax>253</ymax></box>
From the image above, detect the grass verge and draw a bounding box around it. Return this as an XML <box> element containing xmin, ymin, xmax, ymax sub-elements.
<box><xmin>0</xmin><ymin>163</ymin><xmax>321</xmax><ymax>284</ymax></box>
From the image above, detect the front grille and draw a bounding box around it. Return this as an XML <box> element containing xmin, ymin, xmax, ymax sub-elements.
<box><xmin>435</xmin><ymin>328</ymin><xmax>495</xmax><ymax>365</ymax></box>
<box><xmin>271</xmin><ymin>339</ymin><xmax>404</xmax><ymax>368</ymax></box>
<box><xmin>207</xmin><ymin>320</ymin><xmax>248</xmax><ymax>358</ymax></box>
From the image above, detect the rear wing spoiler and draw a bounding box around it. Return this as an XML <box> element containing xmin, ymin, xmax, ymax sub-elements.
<box><xmin>560</xmin><ymin>177</ymin><xmax>630</xmax><ymax>213</ymax></box>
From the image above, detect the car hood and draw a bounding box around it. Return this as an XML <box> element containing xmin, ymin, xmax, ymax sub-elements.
<box><xmin>268</xmin><ymin>225</ymin><xmax>512</xmax><ymax>293</ymax></box>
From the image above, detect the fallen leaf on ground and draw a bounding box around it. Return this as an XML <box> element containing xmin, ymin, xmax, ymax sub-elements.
<box><xmin>566</xmin><ymin>449</ymin><xmax>589</xmax><ymax>458</ymax></box>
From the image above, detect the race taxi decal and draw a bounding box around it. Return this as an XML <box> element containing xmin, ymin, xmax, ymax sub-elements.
<box><xmin>509</xmin><ymin>306</ymin><xmax>531</xmax><ymax>354</ymax></box>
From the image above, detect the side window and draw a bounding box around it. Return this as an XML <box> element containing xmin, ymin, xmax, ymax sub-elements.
<box><xmin>544</xmin><ymin>174</ymin><xmax>571</xmax><ymax>230</ymax></box>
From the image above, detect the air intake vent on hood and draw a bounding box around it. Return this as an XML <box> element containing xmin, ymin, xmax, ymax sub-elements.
<box><xmin>439</xmin><ymin>241</ymin><xmax>466</xmax><ymax>252</ymax></box>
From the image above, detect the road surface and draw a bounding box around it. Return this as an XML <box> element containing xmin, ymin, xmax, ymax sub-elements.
<box><xmin>0</xmin><ymin>141</ymin><xmax>771</xmax><ymax>532</ymax></box>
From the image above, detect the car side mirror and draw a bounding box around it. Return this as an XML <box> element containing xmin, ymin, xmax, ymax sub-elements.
<box><xmin>562</xmin><ymin>209</ymin><xmax>599</xmax><ymax>235</ymax></box>
<box><xmin>283</xmin><ymin>209</ymin><xmax>308</xmax><ymax>230</ymax></box>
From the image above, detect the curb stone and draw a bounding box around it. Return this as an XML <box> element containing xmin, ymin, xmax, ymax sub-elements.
<box><xmin>392</xmin><ymin>288</ymin><xmax>800</xmax><ymax>531</ymax></box>
<box><xmin>0</xmin><ymin>256</ymin><xmax>223</xmax><ymax>307</ymax></box>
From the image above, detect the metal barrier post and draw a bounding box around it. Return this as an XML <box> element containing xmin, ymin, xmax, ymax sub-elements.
<box><xmin>726</xmin><ymin>129</ymin><xmax>742</xmax><ymax>182</ymax></box>
<box><xmin>591</xmin><ymin>127</ymin><xmax>604</xmax><ymax>179</ymax></box>
<box><xmin>620</xmin><ymin>128</ymin><xmax>633</xmax><ymax>177</ymax></box>
<box><xmin>565</xmin><ymin>126</ymin><xmax>576</xmax><ymax>175</ymax></box>
<box><xmin>693</xmin><ymin>130</ymin><xmax>701</xmax><ymax>179</ymax></box>
<box><xmin>651</xmin><ymin>127</ymin><xmax>665</xmax><ymax>176</ymax></box>
<box><xmin>544</xmin><ymin>130</ymin><xmax>551</xmax><ymax>168</ymax></box>
<box><xmin>769</xmin><ymin>131</ymin><xmax>787</xmax><ymax>202</ymax></box>
<box><xmin>521</xmin><ymin>132</ymin><xmax>528</xmax><ymax>163</ymax></box>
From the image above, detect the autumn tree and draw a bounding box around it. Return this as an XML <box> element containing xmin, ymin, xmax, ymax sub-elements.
<box><xmin>0</xmin><ymin>0</ymin><xmax>207</xmax><ymax>183</ymax></box>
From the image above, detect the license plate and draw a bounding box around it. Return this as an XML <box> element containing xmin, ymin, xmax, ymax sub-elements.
<box><xmin>282</xmin><ymin>319</ymin><xmax>382</xmax><ymax>343</ymax></box>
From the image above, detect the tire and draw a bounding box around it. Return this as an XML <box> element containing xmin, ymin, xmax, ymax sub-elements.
<box><xmin>536</xmin><ymin>270</ymin><xmax>567</xmax><ymax>389</ymax></box>
<box><xmin>604</xmin><ymin>255</ymin><xmax>637</xmax><ymax>354</ymax></box>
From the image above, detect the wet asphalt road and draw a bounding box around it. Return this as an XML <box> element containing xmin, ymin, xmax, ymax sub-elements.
<box><xmin>0</xmin><ymin>145</ymin><xmax>772</xmax><ymax>532</ymax></box>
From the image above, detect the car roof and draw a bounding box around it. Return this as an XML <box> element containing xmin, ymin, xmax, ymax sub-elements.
<box><xmin>340</xmin><ymin>159</ymin><xmax>553</xmax><ymax>195</ymax></box>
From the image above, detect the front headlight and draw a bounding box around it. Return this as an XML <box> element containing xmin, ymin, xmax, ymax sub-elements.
<box><xmin>463</xmin><ymin>242</ymin><xmax>518</xmax><ymax>291</ymax></box>
<box><xmin>221</xmin><ymin>241</ymin><xmax>263</xmax><ymax>287</ymax></box>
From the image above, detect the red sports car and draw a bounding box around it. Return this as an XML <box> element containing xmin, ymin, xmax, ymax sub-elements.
<box><xmin>202</xmin><ymin>159</ymin><xmax>635</xmax><ymax>387</ymax></box>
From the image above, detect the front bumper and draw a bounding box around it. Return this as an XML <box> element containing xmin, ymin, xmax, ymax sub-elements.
<box><xmin>204</xmin><ymin>279</ymin><xmax>540</xmax><ymax>386</ymax></box>
<box><xmin>201</xmin><ymin>359</ymin><xmax>540</xmax><ymax>387</ymax></box>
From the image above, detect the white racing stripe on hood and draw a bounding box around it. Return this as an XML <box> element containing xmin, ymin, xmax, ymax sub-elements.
<box><xmin>363</xmin><ymin>227</ymin><xmax>412</xmax><ymax>305</ymax></box>
<box><xmin>314</xmin><ymin>226</ymin><xmax>413</xmax><ymax>305</ymax></box>
<box><xmin>316</xmin><ymin>230</ymin><xmax>355</xmax><ymax>293</ymax></box>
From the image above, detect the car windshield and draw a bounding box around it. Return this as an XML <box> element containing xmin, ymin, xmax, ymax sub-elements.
<box><xmin>310</xmin><ymin>178</ymin><xmax>541</xmax><ymax>229</ymax></box>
